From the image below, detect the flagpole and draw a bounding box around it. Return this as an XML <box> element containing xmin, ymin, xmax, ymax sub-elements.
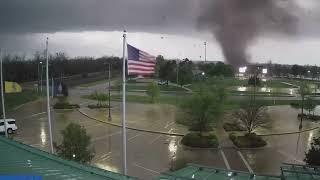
<box><xmin>122</xmin><ymin>30</ymin><xmax>128</xmax><ymax>175</ymax></box>
<box><xmin>0</xmin><ymin>49</ymin><xmax>7</xmax><ymax>137</ymax></box>
<box><xmin>46</xmin><ymin>37</ymin><xmax>54</xmax><ymax>153</ymax></box>
<box><xmin>51</xmin><ymin>77</ymin><xmax>54</xmax><ymax>98</ymax></box>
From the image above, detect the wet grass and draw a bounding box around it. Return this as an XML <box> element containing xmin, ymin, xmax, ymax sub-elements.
<box><xmin>229</xmin><ymin>90</ymin><xmax>292</xmax><ymax>96</ymax></box>
<box><xmin>125</xmin><ymin>83</ymin><xmax>187</xmax><ymax>92</ymax></box>
<box><xmin>190</xmin><ymin>78</ymin><xmax>297</xmax><ymax>92</ymax></box>
<box><xmin>265</xmin><ymin>80</ymin><xmax>297</xmax><ymax>88</ymax></box>
<box><xmin>110</xmin><ymin>94</ymin><xmax>182</xmax><ymax>105</ymax></box>
<box><xmin>78</xmin><ymin>79</ymin><xmax>109</xmax><ymax>87</ymax></box>
<box><xmin>5</xmin><ymin>90</ymin><xmax>39</xmax><ymax>110</ymax></box>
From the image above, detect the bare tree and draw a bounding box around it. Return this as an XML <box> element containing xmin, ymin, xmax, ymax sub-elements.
<box><xmin>233</xmin><ymin>105</ymin><xmax>269</xmax><ymax>134</ymax></box>
<box><xmin>298</xmin><ymin>82</ymin><xmax>311</xmax><ymax>129</ymax></box>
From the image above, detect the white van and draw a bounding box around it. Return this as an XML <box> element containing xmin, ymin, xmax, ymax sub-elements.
<box><xmin>0</xmin><ymin>119</ymin><xmax>18</xmax><ymax>134</ymax></box>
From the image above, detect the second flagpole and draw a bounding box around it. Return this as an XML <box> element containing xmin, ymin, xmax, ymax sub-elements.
<box><xmin>122</xmin><ymin>31</ymin><xmax>128</xmax><ymax>175</ymax></box>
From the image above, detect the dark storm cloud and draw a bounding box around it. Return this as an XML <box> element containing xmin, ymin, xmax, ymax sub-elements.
<box><xmin>0</xmin><ymin>0</ymin><xmax>196</xmax><ymax>34</ymax></box>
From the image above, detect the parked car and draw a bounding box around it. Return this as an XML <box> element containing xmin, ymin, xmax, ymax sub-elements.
<box><xmin>0</xmin><ymin>119</ymin><xmax>18</xmax><ymax>134</ymax></box>
<box><xmin>158</xmin><ymin>80</ymin><xmax>168</xmax><ymax>85</ymax></box>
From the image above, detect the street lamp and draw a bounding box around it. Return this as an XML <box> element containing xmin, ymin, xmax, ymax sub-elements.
<box><xmin>204</xmin><ymin>42</ymin><xmax>207</xmax><ymax>62</ymax></box>
<box><xmin>106</xmin><ymin>63</ymin><xmax>112</xmax><ymax>121</ymax></box>
<box><xmin>39</xmin><ymin>61</ymin><xmax>43</xmax><ymax>93</ymax></box>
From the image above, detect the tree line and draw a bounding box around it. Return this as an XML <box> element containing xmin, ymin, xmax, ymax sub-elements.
<box><xmin>270</xmin><ymin>64</ymin><xmax>320</xmax><ymax>79</ymax></box>
<box><xmin>155</xmin><ymin>55</ymin><xmax>235</xmax><ymax>86</ymax></box>
<box><xmin>2</xmin><ymin>52</ymin><xmax>122</xmax><ymax>82</ymax></box>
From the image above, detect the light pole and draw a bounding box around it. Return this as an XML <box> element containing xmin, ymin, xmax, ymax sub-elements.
<box><xmin>38</xmin><ymin>61</ymin><xmax>42</xmax><ymax>93</ymax></box>
<box><xmin>0</xmin><ymin>49</ymin><xmax>7</xmax><ymax>137</ymax></box>
<box><xmin>175</xmin><ymin>60</ymin><xmax>179</xmax><ymax>105</ymax></box>
<box><xmin>204</xmin><ymin>42</ymin><xmax>207</xmax><ymax>62</ymax></box>
<box><xmin>40</xmin><ymin>62</ymin><xmax>44</xmax><ymax>93</ymax></box>
<box><xmin>108</xmin><ymin>63</ymin><xmax>112</xmax><ymax>121</ymax></box>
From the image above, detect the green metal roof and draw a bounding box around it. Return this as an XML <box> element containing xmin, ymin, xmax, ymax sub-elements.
<box><xmin>157</xmin><ymin>163</ymin><xmax>320</xmax><ymax>180</ymax></box>
<box><xmin>281</xmin><ymin>163</ymin><xmax>320</xmax><ymax>180</ymax></box>
<box><xmin>156</xmin><ymin>164</ymin><xmax>280</xmax><ymax>180</ymax></box>
<box><xmin>0</xmin><ymin>136</ymin><xmax>137</xmax><ymax>180</ymax></box>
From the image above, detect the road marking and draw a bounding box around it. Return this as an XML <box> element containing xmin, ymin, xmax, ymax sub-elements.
<box><xmin>277</xmin><ymin>150</ymin><xmax>304</xmax><ymax>164</ymax></box>
<box><xmin>79</xmin><ymin>101</ymin><xmax>90</xmax><ymax>106</ymax></box>
<box><xmin>149</xmin><ymin>135</ymin><xmax>162</xmax><ymax>144</ymax></box>
<box><xmin>237</xmin><ymin>150</ymin><xmax>254</xmax><ymax>173</ymax></box>
<box><xmin>100</xmin><ymin>152</ymin><xmax>111</xmax><ymax>159</ymax></box>
<box><xmin>133</xmin><ymin>163</ymin><xmax>160</xmax><ymax>175</ymax></box>
<box><xmin>92</xmin><ymin>131</ymin><xmax>121</xmax><ymax>142</ymax></box>
<box><xmin>19</xmin><ymin>112</ymin><xmax>47</xmax><ymax>121</ymax></box>
<box><xmin>83</xmin><ymin>122</ymin><xmax>103</xmax><ymax>129</ymax></box>
<box><xmin>30</xmin><ymin>112</ymin><xmax>47</xmax><ymax>117</ymax></box>
<box><xmin>128</xmin><ymin>133</ymin><xmax>142</xmax><ymax>142</ymax></box>
<box><xmin>164</xmin><ymin>121</ymin><xmax>175</xmax><ymax>129</ymax></box>
<box><xmin>220</xmin><ymin>150</ymin><xmax>231</xmax><ymax>170</ymax></box>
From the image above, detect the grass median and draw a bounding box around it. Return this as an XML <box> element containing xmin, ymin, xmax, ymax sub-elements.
<box><xmin>5</xmin><ymin>90</ymin><xmax>39</xmax><ymax>110</ymax></box>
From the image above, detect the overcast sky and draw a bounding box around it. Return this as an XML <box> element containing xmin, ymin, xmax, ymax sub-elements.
<box><xmin>0</xmin><ymin>0</ymin><xmax>320</xmax><ymax>65</ymax></box>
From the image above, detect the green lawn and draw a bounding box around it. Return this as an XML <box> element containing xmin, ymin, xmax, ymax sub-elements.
<box><xmin>5</xmin><ymin>90</ymin><xmax>39</xmax><ymax>110</ymax></box>
<box><xmin>110</xmin><ymin>94</ymin><xmax>181</xmax><ymax>105</ymax></box>
<box><xmin>78</xmin><ymin>79</ymin><xmax>108</xmax><ymax>87</ymax></box>
<box><xmin>265</xmin><ymin>79</ymin><xmax>297</xmax><ymax>88</ymax></box>
<box><xmin>228</xmin><ymin>90</ymin><xmax>292</xmax><ymax>97</ymax></box>
<box><xmin>125</xmin><ymin>83</ymin><xmax>187</xmax><ymax>92</ymax></box>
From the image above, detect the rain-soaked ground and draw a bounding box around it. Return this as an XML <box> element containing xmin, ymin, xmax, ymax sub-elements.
<box><xmin>5</xmin><ymin>84</ymin><xmax>320</xmax><ymax>180</ymax></box>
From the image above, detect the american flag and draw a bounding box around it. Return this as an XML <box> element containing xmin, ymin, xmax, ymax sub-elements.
<box><xmin>127</xmin><ymin>44</ymin><xmax>156</xmax><ymax>75</ymax></box>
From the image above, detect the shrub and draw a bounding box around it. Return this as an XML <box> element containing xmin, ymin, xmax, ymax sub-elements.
<box><xmin>54</xmin><ymin>123</ymin><xmax>94</xmax><ymax>163</ymax></box>
<box><xmin>229</xmin><ymin>132</ymin><xmax>237</xmax><ymax>141</ymax></box>
<box><xmin>181</xmin><ymin>132</ymin><xmax>219</xmax><ymax>148</ymax></box>
<box><xmin>53</xmin><ymin>98</ymin><xmax>79</xmax><ymax>109</ymax></box>
<box><xmin>146</xmin><ymin>81</ymin><xmax>160</xmax><ymax>103</ymax></box>
<box><xmin>305</xmin><ymin>136</ymin><xmax>320</xmax><ymax>166</ymax></box>
<box><xmin>87</xmin><ymin>104</ymin><xmax>110</xmax><ymax>109</ymax></box>
<box><xmin>189</xmin><ymin>124</ymin><xmax>213</xmax><ymax>132</ymax></box>
<box><xmin>223</xmin><ymin>122</ymin><xmax>246</xmax><ymax>132</ymax></box>
<box><xmin>179</xmin><ymin>86</ymin><xmax>225</xmax><ymax>135</ymax></box>
<box><xmin>230</xmin><ymin>133</ymin><xmax>267</xmax><ymax>148</ymax></box>
<box><xmin>290</xmin><ymin>102</ymin><xmax>300</xmax><ymax>109</ymax></box>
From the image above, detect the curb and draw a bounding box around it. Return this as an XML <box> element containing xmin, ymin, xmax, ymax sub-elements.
<box><xmin>78</xmin><ymin>107</ymin><xmax>319</xmax><ymax>138</ymax></box>
<box><xmin>257</xmin><ymin>127</ymin><xmax>319</xmax><ymax>137</ymax></box>
<box><xmin>77</xmin><ymin>108</ymin><xmax>185</xmax><ymax>137</ymax></box>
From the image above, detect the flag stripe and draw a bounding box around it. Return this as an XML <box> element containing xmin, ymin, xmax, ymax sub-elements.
<box><xmin>128</xmin><ymin>60</ymin><xmax>155</xmax><ymax>66</ymax></box>
<box><xmin>127</xmin><ymin>44</ymin><xmax>156</xmax><ymax>75</ymax></box>
<box><xmin>128</xmin><ymin>65</ymin><xmax>154</xmax><ymax>70</ymax></box>
<box><xmin>128</xmin><ymin>70</ymin><xmax>155</xmax><ymax>75</ymax></box>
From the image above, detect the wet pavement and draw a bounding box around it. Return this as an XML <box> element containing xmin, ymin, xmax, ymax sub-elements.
<box><xmin>7</xmin><ymin>104</ymin><xmax>233</xmax><ymax>179</ymax></box>
<box><xmin>5</xmin><ymin>82</ymin><xmax>320</xmax><ymax>179</ymax></box>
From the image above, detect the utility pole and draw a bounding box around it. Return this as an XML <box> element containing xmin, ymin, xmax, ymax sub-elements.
<box><xmin>204</xmin><ymin>42</ymin><xmax>207</xmax><ymax>62</ymax></box>
<box><xmin>176</xmin><ymin>60</ymin><xmax>179</xmax><ymax>105</ymax></box>
<box><xmin>37</xmin><ymin>62</ymin><xmax>40</xmax><ymax>93</ymax></box>
<box><xmin>40</xmin><ymin>63</ymin><xmax>44</xmax><ymax>93</ymax></box>
<box><xmin>108</xmin><ymin>63</ymin><xmax>112</xmax><ymax>121</ymax></box>
<box><xmin>0</xmin><ymin>49</ymin><xmax>7</xmax><ymax>137</ymax></box>
<box><xmin>51</xmin><ymin>77</ymin><xmax>54</xmax><ymax>98</ymax></box>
